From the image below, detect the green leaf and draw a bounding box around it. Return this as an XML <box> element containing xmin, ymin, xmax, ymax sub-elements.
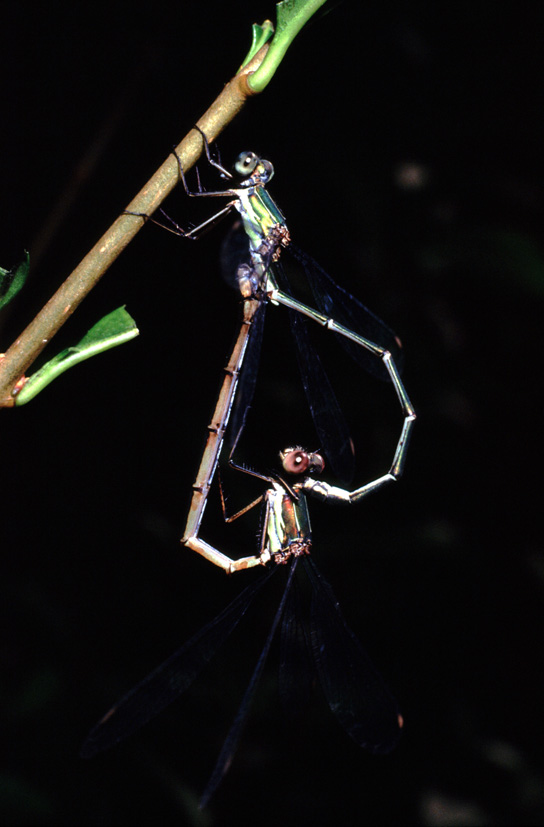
<box><xmin>247</xmin><ymin>0</ymin><xmax>328</xmax><ymax>93</ymax></box>
<box><xmin>0</xmin><ymin>251</ymin><xmax>29</xmax><ymax>310</ymax></box>
<box><xmin>239</xmin><ymin>20</ymin><xmax>275</xmax><ymax>70</ymax></box>
<box><xmin>14</xmin><ymin>306</ymin><xmax>139</xmax><ymax>406</ymax></box>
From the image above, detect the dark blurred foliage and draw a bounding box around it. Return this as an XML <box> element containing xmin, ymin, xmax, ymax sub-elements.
<box><xmin>2</xmin><ymin>2</ymin><xmax>544</xmax><ymax>824</ymax></box>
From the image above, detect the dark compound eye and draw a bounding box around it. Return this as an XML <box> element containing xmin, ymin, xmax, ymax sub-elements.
<box><xmin>308</xmin><ymin>452</ymin><xmax>325</xmax><ymax>474</ymax></box>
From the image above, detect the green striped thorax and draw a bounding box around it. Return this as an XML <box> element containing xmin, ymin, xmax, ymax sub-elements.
<box><xmin>232</xmin><ymin>151</ymin><xmax>290</xmax><ymax>297</ymax></box>
<box><xmin>266</xmin><ymin>481</ymin><xmax>312</xmax><ymax>560</ymax></box>
<box><xmin>264</xmin><ymin>448</ymin><xmax>326</xmax><ymax>564</ymax></box>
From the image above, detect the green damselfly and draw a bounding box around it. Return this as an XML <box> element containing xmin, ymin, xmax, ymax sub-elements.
<box><xmin>127</xmin><ymin>127</ymin><xmax>415</xmax><ymax>572</ymax></box>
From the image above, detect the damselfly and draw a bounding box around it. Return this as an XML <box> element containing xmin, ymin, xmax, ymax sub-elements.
<box><xmin>82</xmin><ymin>132</ymin><xmax>416</xmax><ymax>803</ymax></box>
<box><xmin>127</xmin><ymin>127</ymin><xmax>415</xmax><ymax>571</ymax></box>
<box><xmin>81</xmin><ymin>446</ymin><xmax>404</xmax><ymax>807</ymax></box>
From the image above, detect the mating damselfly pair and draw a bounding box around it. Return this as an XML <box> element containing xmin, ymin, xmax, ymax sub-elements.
<box><xmin>81</xmin><ymin>128</ymin><xmax>416</xmax><ymax>806</ymax></box>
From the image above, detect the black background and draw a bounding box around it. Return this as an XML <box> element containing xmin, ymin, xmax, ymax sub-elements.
<box><xmin>2</xmin><ymin>2</ymin><xmax>544</xmax><ymax>825</ymax></box>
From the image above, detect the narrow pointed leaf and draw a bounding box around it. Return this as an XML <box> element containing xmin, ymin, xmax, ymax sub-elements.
<box><xmin>14</xmin><ymin>306</ymin><xmax>139</xmax><ymax>405</ymax></box>
<box><xmin>248</xmin><ymin>0</ymin><xmax>328</xmax><ymax>93</ymax></box>
<box><xmin>0</xmin><ymin>252</ymin><xmax>29</xmax><ymax>310</ymax></box>
<box><xmin>238</xmin><ymin>20</ymin><xmax>275</xmax><ymax>70</ymax></box>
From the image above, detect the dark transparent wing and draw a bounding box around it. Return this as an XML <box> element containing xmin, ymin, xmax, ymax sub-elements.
<box><xmin>278</xmin><ymin>570</ymin><xmax>314</xmax><ymax>718</ymax></box>
<box><xmin>288</xmin><ymin>307</ymin><xmax>355</xmax><ymax>482</ymax></box>
<box><xmin>80</xmin><ymin>569</ymin><xmax>275</xmax><ymax>758</ymax></box>
<box><xmin>221</xmin><ymin>220</ymin><xmax>270</xmax><ymax>447</ymax></box>
<box><xmin>222</xmin><ymin>224</ymin><xmax>359</xmax><ymax>477</ymax></box>
<box><xmin>289</xmin><ymin>243</ymin><xmax>404</xmax><ymax>381</ymax></box>
<box><xmin>228</xmin><ymin>300</ymin><xmax>266</xmax><ymax>447</ymax></box>
<box><xmin>303</xmin><ymin>557</ymin><xmax>402</xmax><ymax>754</ymax></box>
<box><xmin>271</xmin><ymin>255</ymin><xmax>356</xmax><ymax>482</ymax></box>
<box><xmin>200</xmin><ymin>559</ymin><xmax>298</xmax><ymax>808</ymax></box>
<box><xmin>220</xmin><ymin>218</ymin><xmax>252</xmax><ymax>292</ymax></box>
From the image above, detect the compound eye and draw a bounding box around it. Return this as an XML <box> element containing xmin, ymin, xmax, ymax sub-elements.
<box><xmin>234</xmin><ymin>151</ymin><xmax>259</xmax><ymax>177</ymax></box>
<box><xmin>281</xmin><ymin>449</ymin><xmax>310</xmax><ymax>475</ymax></box>
<box><xmin>308</xmin><ymin>452</ymin><xmax>325</xmax><ymax>474</ymax></box>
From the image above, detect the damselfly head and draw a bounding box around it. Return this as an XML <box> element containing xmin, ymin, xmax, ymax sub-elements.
<box><xmin>234</xmin><ymin>151</ymin><xmax>274</xmax><ymax>185</ymax></box>
<box><xmin>280</xmin><ymin>447</ymin><xmax>325</xmax><ymax>476</ymax></box>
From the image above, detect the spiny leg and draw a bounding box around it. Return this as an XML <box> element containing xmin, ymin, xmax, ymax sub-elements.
<box><xmin>218</xmin><ymin>464</ymin><xmax>265</xmax><ymax>524</ymax></box>
<box><xmin>192</xmin><ymin>124</ymin><xmax>233</xmax><ymax>180</ymax></box>
<box><xmin>123</xmin><ymin>127</ymin><xmax>240</xmax><ymax>237</ymax></box>
<box><xmin>123</xmin><ymin>201</ymin><xmax>236</xmax><ymax>240</ymax></box>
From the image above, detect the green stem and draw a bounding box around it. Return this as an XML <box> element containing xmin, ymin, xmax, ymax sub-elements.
<box><xmin>0</xmin><ymin>0</ymin><xmax>328</xmax><ymax>407</ymax></box>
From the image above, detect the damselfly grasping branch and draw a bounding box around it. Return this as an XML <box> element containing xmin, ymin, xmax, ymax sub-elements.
<box><xmin>126</xmin><ymin>127</ymin><xmax>415</xmax><ymax>571</ymax></box>
<box><xmin>81</xmin><ymin>447</ymin><xmax>404</xmax><ymax>807</ymax></box>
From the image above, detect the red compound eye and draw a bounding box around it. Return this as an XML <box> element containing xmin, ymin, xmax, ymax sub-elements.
<box><xmin>282</xmin><ymin>450</ymin><xmax>309</xmax><ymax>475</ymax></box>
